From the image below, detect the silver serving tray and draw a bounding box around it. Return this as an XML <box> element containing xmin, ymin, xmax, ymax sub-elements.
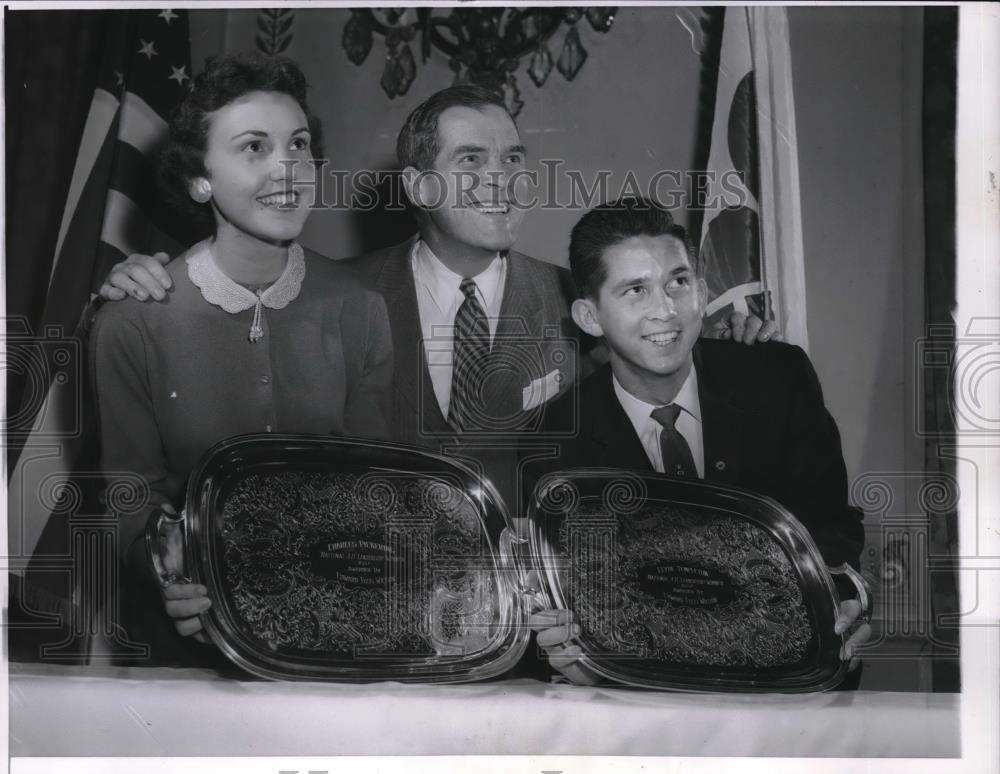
<box><xmin>527</xmin><ymin>469</ymin><xmax>854</xmax><ymax>692</ymax></box>
<box><xmin>155</xmin><ymin>434</ymin><xmax>528</xmax><ymax>682</ymax></box>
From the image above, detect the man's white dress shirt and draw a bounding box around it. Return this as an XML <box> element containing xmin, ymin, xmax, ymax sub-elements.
<box><xmin>612</xmin><ymin>367</ymin><xmax>705</xmax><ymax>478</ymax></box>
<box><xmin>411</xmin><ymin>240</ymin><xmax>507</xmax><ymax>418</ymax></box>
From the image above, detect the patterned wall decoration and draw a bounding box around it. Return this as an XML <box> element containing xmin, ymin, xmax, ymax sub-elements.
<box><xmin>256</xmin><ymin>8</ymin><xmax>294</xmax><ymax>55</ymax></box>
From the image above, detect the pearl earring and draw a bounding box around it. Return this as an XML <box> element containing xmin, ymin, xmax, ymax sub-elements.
<box><xmin>192</xmin><ymin>178</ymin><xmax>212</xmax><ymax>203</ymax></box>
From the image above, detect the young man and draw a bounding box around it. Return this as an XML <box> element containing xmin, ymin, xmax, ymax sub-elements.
<box><xmin>525</xmin><ymin>198</ymin><xmax>870</xmax><ymax>685</ymax></box>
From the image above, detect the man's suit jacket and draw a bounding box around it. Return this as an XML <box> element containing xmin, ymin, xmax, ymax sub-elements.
<box><xmin>344</xmin><ymin>237</ymin><xmax>581</xmax><ymax>504</ymax></box>
<box><xmin>527</xmin><ymin>339</ymin><xmax>865</xmax><ymax>570</ymax></box>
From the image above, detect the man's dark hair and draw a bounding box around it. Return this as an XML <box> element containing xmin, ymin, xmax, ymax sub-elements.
<box><xmin>569</xmin><ymin>197</ymin><xmax>700</xmax><ymax>299</ymax></box>
<box><xmin>396</xmin><ymin>84</ymin><xmax>510</xmax><ymax>170</ymax></box>
<box><xmin>158</xmin><ymin>51</ymin><xmax>324</xmax><ymax>233</ymax></box>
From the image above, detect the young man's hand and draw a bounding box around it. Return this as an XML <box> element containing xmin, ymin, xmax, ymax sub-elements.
<box><xmin>527</xmin><ymin>608</ymin><xmax>602</xmax><ymax>685</ymax></box>
<box><xmin>835</xmin><ymin>599</ymin><xmax>872</xmax><ymax>671</ymax></box>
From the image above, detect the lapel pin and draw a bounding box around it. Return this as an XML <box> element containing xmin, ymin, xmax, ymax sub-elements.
<box><xmin>715</xmin><ymin>461</ymin><xmax>726</xmax><ymax>471</ymax></box>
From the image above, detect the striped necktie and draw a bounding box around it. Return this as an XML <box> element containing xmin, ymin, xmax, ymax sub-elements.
<box><xmin>651</xmin><ymin>404</ymin><xmax>697</xmax><ymax>478</ymax></box>
<box><xmin>448</xmin><ymin>278</ymin><xmax>491</xmax><ymax>431</ymax></box>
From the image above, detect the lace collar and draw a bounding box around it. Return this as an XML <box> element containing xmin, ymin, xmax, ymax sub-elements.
<box><xmin>186</xmin><ymin>239</ymin><xmax>306</xmax><ymax>343</ymax></box>
<box><xmin>186</xmin><ymin>239</ymin><xmax>306</xmax><ymax>314</ymax></box>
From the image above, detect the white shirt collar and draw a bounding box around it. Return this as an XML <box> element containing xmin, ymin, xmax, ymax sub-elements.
<box><xmin>612</xmin><ymin>365</ymin><xmax>705</xmax><ymax>477</ymax></box>
<box><xmin>612</xmin><ymin>366</ymin><xmax>701</xmax><ymax>426</ymax></box>
<box><xmin>412</xmin><ymin>239</ymin><xmax>504</xmax><ymax>316</ymax></box>
<box><xmin>672</xmin><ymin>366</ymin><xmax>702</xmax><ymax>423</ymax></box>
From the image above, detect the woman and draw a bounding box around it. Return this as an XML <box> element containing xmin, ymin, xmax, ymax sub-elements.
<box><xmin>90</xmin><ymin>52</ymin><xmax>392</xmax><ymax>665</ymax></box>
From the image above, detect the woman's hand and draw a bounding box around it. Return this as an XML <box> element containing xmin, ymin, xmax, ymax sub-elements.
<box><xmin>163</xmin><ymin>582</ymin><xmax>211</xmax><ymax>642</ymax></box>
<box><xmin>154</xmin><ymin>504</ymin><xmax>211</xmax><ymax>643</ymax></box>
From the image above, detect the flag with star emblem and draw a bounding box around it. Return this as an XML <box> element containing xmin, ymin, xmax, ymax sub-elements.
<box><xmin>8</xmin><ymin>9</ymin><xmax>192</xmax><ymax>591</ymax></box>
<box><xmin>695</xmin><ymin>7</ymin><xmax>808</xmax><ymax>348</ymax></box>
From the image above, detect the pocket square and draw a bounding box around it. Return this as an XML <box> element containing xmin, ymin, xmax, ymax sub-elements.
<box><xmin>522</xmin><ymin>369</ymin><xmax>563</xmax><ymax>411</ymax></box>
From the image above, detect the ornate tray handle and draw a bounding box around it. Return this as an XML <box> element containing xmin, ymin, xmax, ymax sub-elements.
<box><xmin>828</xmin><ymin>563</ymin><xmax>873</xmax><ymax>624</ymax></box>
<box><xmin>145</xmin><ymin>506</ymin><xmax>191</xmax><ymax>588</ymax></box>
<box><xmin>501</xmin><ymin>522</ymin><xmax>550</xmax><ymax>613</ymax></box>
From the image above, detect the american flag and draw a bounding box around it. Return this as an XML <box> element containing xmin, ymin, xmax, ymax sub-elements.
<box><xmin>7</xmin><ymin>9</ymin><xmax>192</xmax><ymax>650</ymax></box>
<box><xmin>49</xmin><ymin>9</ymin><xmax>194</xmax><ymax>311</ymax></box>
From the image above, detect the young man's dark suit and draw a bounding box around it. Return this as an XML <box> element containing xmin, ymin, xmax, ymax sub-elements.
<box><xmin>344</xmin><ymin>237</ymin><xmax>580</xmax><ymax>505</ymax></box>
<box><xmin>528</xmin><ymin>338</ymin><xmax>865</xmax><ymax>571</ymax></box>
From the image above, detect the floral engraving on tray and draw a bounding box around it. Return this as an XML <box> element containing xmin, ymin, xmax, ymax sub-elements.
<box><xmin>218</xmin><ymin>471</ymin><xmax>499</xmax><ymax>658</ymax></box>
<box><xmin>561</xmin><ymin>502</ymin><xmax>812</xmax><ymax>667</ymax></box>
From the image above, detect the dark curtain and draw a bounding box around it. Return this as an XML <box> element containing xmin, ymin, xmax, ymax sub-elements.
<box><xmin>6</xmin><ymin>10</ymin><xmax>112</xmax><ymax>662</ymax></box>
<box><xmin>922</xmin><ymin>7</ymin><xmax>960</xmax><ymax>692</ymax></box>
<box><xmin>5</xmin><ymin>11</ymin><xmax>111</xmax><ymax>428</ymax></box>
<box><xmin>7</xmin><ymin>8</ymin><xmax>196</xmax><ymax>665</ymax></box>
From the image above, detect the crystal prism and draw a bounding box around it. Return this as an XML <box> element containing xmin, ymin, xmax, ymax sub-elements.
<box><xmin>343</xmin><ymin>12</ymin><xmax>373</xmax><ymax>66</ymax></box>
<box><xmin>557</xmin><ymin>27</ymin><xmax>588</xmax><ymax>81</ymax></box>
<box><xmin>396</xmin><ymin>44</ymin><xmax>417</xmax><ymax>95</ymax></box>
<box><xmin>528</xmin><ymin>45</ymin><xmax>553</xmax><ymax>87</ymax></box>
<box><xmin>380</xmin><ymin>44</ymin><xmax>417</xmax><ymax>98</ymax></box>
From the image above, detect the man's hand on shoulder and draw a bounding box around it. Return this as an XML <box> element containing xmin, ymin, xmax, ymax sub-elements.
<box><xmin>99</xmin><ymin>252</ymin><xmax>172</xmax><ymax>302</ymax></box>
<box><xmin>705</xmin><ymin>311</ymin><xmax>781</xmax><ymax>345</ymax></box>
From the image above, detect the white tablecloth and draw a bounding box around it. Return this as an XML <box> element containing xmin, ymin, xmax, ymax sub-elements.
<box><xmin>8</xmin><ymin>663</ymin><xmax>959</xmax><ymax>757</ymax></box>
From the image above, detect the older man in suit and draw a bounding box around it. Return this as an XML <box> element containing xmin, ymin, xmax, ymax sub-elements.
<box><xmin>341</xmin><ymin>86</ymin><xmax>581</xmax><ymax>453</ymax></box>
<box><xmin>524</xmin><ymin>198</ymin><xmax>871</xmax><ymax>685</ymax></box>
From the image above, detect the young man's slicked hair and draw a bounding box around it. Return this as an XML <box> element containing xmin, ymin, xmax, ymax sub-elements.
<box><xmin>569</xmin><ymin>197</ymin><xmax>700</xmax><ymax>300</ymax></box>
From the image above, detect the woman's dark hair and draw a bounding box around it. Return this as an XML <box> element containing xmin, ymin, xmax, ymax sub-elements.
<box><xmin>569</xmin><ymin>197</ymin><xmax>699</xmax><ymax>299</ymax></box>
<box><xmin>158</xmin><ymin>51</ymin><xmax>324</xmax><ymax>234</ymax></box>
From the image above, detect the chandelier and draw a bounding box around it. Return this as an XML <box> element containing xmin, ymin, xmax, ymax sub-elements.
<box><xmin>342</xmin><ymin>7</ymin><xmax>617</xmax><ymax>116</ymax></box>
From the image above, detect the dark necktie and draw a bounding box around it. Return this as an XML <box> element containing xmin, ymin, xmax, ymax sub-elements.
<box><xmin>651</xmin><ymin>404</ymin><xmax>698</xmax><ymax>478</ymax></box>
<box><xmin>449</xmin><ymin>278</ymin><xmax>491</xmax><ymax>431</ymax></box>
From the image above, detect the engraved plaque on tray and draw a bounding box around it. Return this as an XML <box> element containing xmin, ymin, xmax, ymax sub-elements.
<box><xmin>175</xmin><ymin>434</ymin><xmax>528</xmax><ymax>682</ymax></box>
<box><xmin>526</xmin><ymin>469</ymin><xmax>849</xmax><ymax>692</ymax></box>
